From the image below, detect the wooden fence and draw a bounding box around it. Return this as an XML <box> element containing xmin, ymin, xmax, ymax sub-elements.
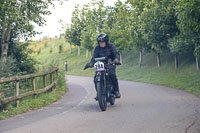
<box><xmin>0</xmin><ymin>67</ymin><xmax>59</xmax><ymax>107</ymax></box>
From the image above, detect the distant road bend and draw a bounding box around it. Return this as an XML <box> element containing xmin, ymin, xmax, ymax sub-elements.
<box><xmin>0</xmin><ymin>75</ymin><xmax>200</xmax><ymax>133</ymax></box>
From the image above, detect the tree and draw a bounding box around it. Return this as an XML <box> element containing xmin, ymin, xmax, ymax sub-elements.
<box><xmin>140</xmin><ymin>0</ymin><xmax>178</xmax><ymax>67</ymax></box>
<box><xmin>65</xmin><ymin>25</ymin><xmax>73</xmax><ymax>54</ymax></box>
<box><xmin>127</xmin><ymin>0</ymin><xmax>149</xmax><ymax>67</ymax></box>
<box><xmin>176</xmin><ymin>0</ymin><xmax>200</xmax><ymax>71</ymax></box>
<box><xmin>107</xmin><ymin>1</ymin><xmax>132</xmax><ymax>63</ymax></box>
<box><xmin>79</xmin><ymin>1</ymin><xmax>107</xmax><ymax>57</ymax></box>
<box><xmin>80</xmin><ymin>3</ymin><xmax>95</xmax><ymax>58</ymax></box>
<box><xmin>0</xmin><ymin>0</ymin><xmax>53</xmax><ymax>65</ymax></box>
<box><xmin>70</xmin><ymin>5</ymin><xmax>85</xmax><ymax>56</ymax></box>
<box><xmin>168</xmin><ymin>35</ymin><xmax>193</xmax><ymax>69</ymax></box>
<box><xmin>81</xmin><ymin>28</ymin><xmax>94</xmax><ymax>58</ymax></box>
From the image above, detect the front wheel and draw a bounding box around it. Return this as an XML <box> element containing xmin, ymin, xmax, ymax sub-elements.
<box><xmin>109</xmin><ymin>86</ymin><xmax>115</xmax><ymax>105</ymax></box>
<box><xmin>96</xmin><ymin>82</ymin><xmax>107</xmax><ymax>111</ymax></box>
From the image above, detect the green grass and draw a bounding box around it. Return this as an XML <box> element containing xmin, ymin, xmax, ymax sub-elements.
<box><xmin>117</xmin><ymin>51</ymin><xmax>200</xmax><ymax>96</ymax></box>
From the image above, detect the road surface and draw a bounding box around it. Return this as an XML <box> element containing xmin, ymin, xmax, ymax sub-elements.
<box><xmin>0</xmin><ymin>75</ymin><xmax>200</xmax><ymax>133</ymax></box>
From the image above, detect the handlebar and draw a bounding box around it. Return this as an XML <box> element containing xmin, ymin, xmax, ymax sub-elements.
<box><xmin>94</xmin><ymin>57</ymin><xmax>107</xmax><ymax>62</ymax></box>
<box><xmin>84</xmin><ymin>60</ymin><xmax>121</xmax><ymax>70</ymax></box>
<box><xmin>84</xmin><ymin>57</ymin><xmax>121</xmax><ymax>70</ymax></box>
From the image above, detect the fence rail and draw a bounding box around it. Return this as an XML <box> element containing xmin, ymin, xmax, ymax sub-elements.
<box><xmin>0</xmin><ymin>67</ymin><xmax>59</xmax><ymax>107</ymax></box>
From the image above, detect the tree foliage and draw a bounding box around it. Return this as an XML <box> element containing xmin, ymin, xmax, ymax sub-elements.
<box><xmin>0</xmin><ymin>0</ymin><xmax>61</xmax><ymax>75</ymax></box>
<box><xmin>65</xmin><ymin>0</ymin><xmax>200</xmax><ymax>70</ymax></box>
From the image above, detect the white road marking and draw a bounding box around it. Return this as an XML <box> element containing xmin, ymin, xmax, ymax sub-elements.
<box><xmin>61</xmin><ymin>86</ymin><xmax>90</xmax><ymax>115</ymax></box>
<box><xmin>77</xmin><ymin>87</ymin><xmax>90</xmax><ymax>106</ymax></box>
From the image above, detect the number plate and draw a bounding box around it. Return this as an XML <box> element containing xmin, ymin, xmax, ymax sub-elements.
<box><xmin>94</xmin><ymin>61</ymin><xmax>105</xmax><ymax>71</ymax></box>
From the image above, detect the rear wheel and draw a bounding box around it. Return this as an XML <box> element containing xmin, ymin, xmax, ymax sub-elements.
<box><xmin>96</xmin><ymin>82</ymin><xmax>107</xmax><ymax>111</ymax></box>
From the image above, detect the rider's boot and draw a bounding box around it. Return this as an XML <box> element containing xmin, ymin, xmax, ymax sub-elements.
<box><xmin>94</xmin><ymin>96</ymin><xmax>98</xmax><ymax>101</ymax></box>
<box><xmin>115</xmin><ymin>91</ymin><xmax>121</xmax><ymax>98</ymax></box>
<box><xmin>94</xmin><ymin>94</ymin><xmax>98</xmax><ymax>101</ymax></box>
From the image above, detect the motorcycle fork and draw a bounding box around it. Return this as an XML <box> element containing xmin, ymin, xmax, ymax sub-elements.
<box><xmin>95</xmin><ymin>72</ymin><xmax>106</xmax><ymax>94</ymax></box>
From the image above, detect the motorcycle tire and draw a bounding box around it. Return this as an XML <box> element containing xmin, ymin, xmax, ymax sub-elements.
<box><xmin>96</xmin><ymin>82</ymin><xmax>107</xmax><ymax>111</ymax></box>
<box><xmin>109</xmin><ymin>87</ymin><xmax>115</xmax><ymax>105</ymax></box>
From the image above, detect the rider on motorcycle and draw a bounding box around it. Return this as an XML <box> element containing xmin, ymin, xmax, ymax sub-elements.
<box><xmin>85</xmin><ymin>33</ymin><xmax>121</xmax><ymax>98</ymax></box>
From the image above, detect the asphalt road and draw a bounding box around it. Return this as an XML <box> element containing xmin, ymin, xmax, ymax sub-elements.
<box><xmin>0</xmin><ymin>75</ymin><xmax>200</xmax><ymax>133</ymax></box>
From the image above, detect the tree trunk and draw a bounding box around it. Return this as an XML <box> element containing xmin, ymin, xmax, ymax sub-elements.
<box><xmin>119</xmin><ymin>52</ymin><xmax>123</xmax><ymax>64</ymax></box>
<box><xmin>139</xmin><ymin>48</ymin><xmax>142</xmax><ymax>67</ymax></box>
<box><xmin>1</xmin><ymin>27</ymin><xmax>6</xmax><ymax>63</ymax></box>
<box><xmin>157</xmin><ymin>53</ymin><xmax>161</xmax><ymax>67</ymax></box>
<box><xmin>86</xmin><ymin>49</ymin><xmax>89</xmax><ymax>58</ymax></box>
<box><xmin>64</xmin><ymin>39</ymin><xmax>66</xmax><ymax>46</ymax></box>
<box><xmin>196</xmin><ymin>56</ymin><xmax>199</xmax><ymax>71</ymax></box>
<box><xmin>1</xmin><ymin>24</ymin><xmax>12</xmax><ymax>64</ymax></box>
<box><xmin>69</xmin><ymin>44</ymin><xmax>72</xmax><ymax>54</ymax></box>
<box><xmin>90</xmin><ymin>50</ymin><xmax>93</xmax><ymax>57</ymax></box>
<box><xmin>78</xmin><ymin>45</ymin><xmax>80</xmax><ymax>56</ymax></box>
<box><xmin>175</xmin><ymin>52</ymin><xmax>179</xmax><ymax>69</ymax></box>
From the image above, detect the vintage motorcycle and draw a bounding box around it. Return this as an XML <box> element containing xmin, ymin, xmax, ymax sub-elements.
<box><xmin>84</xmin><ymin>57</ymin><xmax>120</xmax><ymax>111</ymax></box>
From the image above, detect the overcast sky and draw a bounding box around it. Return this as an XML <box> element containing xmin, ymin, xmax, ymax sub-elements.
<box><xmin>33</xmin><ymin>0</ymin><xmax>125</xmax><ymax>40</ymax></box>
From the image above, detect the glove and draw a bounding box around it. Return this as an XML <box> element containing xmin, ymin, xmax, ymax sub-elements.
<box><xmin>83</xmin><ymin>63</ymin><xmax>93</xmax><ymax>70</ymax></box>
<box><xmin>113</xmin><ymin>59</ymin><xmax>121</xmax><ymax>65</ymax></box>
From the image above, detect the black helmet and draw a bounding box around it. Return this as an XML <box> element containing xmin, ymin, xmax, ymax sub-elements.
<box><xmin>97</xmin><ymin>33</ymin><xmax>109</xmax><ymax>43</ymax></box>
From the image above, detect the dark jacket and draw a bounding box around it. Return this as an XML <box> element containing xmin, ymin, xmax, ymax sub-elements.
<box><xmin>90</xmin><ymin>43</ymin><xmax>120</xmax><ymax>65</ymax></box>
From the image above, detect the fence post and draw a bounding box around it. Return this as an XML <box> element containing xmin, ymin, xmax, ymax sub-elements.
<box><xmin>43</xmin><ymin>75</ymin><xmax>46</xmax><ymax>88</ymax></box>
<box><xmin>50</xmin><ymin>73</ymin><xmax>54</xmax><ymax>91</ymax></box>
<box><xmin>56</xmin><ymin>70</ymin><xmax>58</xmax><ymax>80</ymax></box>
<box><xmin>32</xmin><ymin>78</ymin><xmax>36</xmax><ymax>99</ymax></box>
<box><xmin>16</xmin><ymin>81</ymin><xmax>20</xmax><ymax>107</ymax></box>
<box><xmin>54</xmin><ymin>70</ymin><xmax>58</xmax><ymax>91</ymax></box>
<box><xmin>50</xmin><ymin>73</ymin><xmax>53</xmax><ymax>84</ymax></box>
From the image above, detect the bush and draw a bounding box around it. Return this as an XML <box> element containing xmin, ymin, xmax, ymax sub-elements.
<box><xmin>37</xmin><ymin>48</ymin><xmax>41</xmax><ymax>55</ymax></box>
<box><xmin>59</xmin><ymin>45</ymin><xmax>63</xmax><ymax>53</ymax></box>
<box><xmin>0</xmin><ymin>57</ymin><xmax>19</xmax><ymax>78</ymax></box>
<box><xmin>45</xmin><ymin>41</ymin><xmax>48</xmax><ymax>48</ymax></box>
<box><xmin>50</xmin><ymin>49</ymin><xmax>53</xmax><ymax>53</ymax></box>
<box><xmin>0</xmin><ymin>41</ymin><xmax>37</xmax><ymax>75</ymax></box>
